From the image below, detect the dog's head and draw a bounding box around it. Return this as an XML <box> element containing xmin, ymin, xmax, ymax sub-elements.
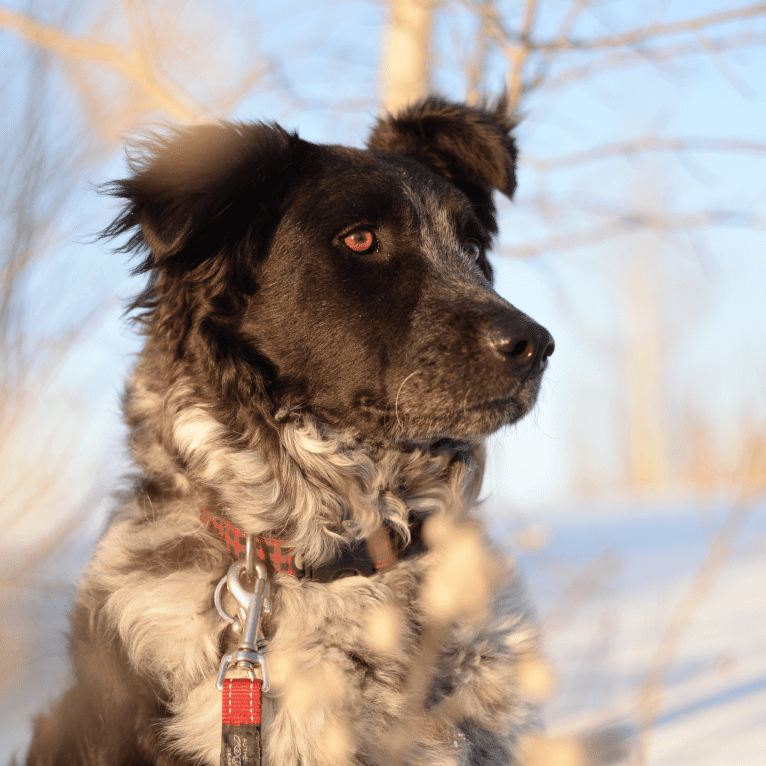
<box><xmin>107</xmin><ymin>97</ymin><xmax>553</xmax><ymax>443</ymax></box>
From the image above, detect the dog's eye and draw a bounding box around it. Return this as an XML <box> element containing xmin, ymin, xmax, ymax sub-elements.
<box><xmin>343</xmin><ymin>230</ymin><xmax>376</xmax><ymax>254</ymax></box>
<box><xmin>464</xmin><ymin>240</ymin><xmax>482</xmax><ymax>261</ymax></box>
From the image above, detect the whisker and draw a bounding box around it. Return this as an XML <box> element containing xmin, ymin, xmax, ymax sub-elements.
<box><xmin>461</xmin><ymin>381</ymin><xmax>472</xmax><ymax>422</ymax></box>
<box><xmin>395</xmin><ymin>371</ymin><xmax>419</xmax><ymax>431</ymax></box>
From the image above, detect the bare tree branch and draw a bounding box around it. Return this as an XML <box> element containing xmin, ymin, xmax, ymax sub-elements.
<box><xmin>497</xmin><ymin>209</ymin><xmax>766</xmax><ymax>258</ymax></box>
<box><xmin>694</xmin><ymin>28</ymin><xmax>757</xmax><ymax>99</ymax></box>
<box><xmin>507</xmin><ymin>0</ymin><xmax>539</xmax><ymax>108</ymax></box>
<box><xmin>633</xmin><ymin>490</ymin><xmax>763</xmax><ymax>764</ymax></box>
<box><xmin>553</xmin><ymin>0</ymin><xmax>591</xmax><ymax>41</ymax></box>
<box><xmin>0</xmin><ymin>5</ymin><xmax>206</xmax><ymax>122</ymax></box>
<box><xmin>521</xmin><ymin>137</ymin><xmax>766</xmax><ymax>172</ymax></box>
<box><xmin>535</xmin><ymin>31</ymin><xmax>766</xmax><ymax>92</ymax></box>
<box><xmin>532</xmin><ymin>4</ymin><xmax>766</xmax><ymax>53</ymax></box>
<box><xmin>471</xmin><ymin>1</ymin><xmax>766</xmax><ymax>111</ymax></box>
<box><xmin>465</xmin><ymin>0</ymin><xmax>493</xmax><ymax>103</ymax></box>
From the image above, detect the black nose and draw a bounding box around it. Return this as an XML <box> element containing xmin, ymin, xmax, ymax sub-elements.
<box><xmin>486</xmin><ymin>316</ymin><xmax>554</xmax><ymax>378</ymax></box>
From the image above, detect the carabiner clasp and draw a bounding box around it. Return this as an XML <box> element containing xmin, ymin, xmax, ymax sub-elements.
<box><xmin>216</xmin><ymin>648</ymin><xmax>270</xmax><ymax>692</ymax></box>
<box><xmin>215</xmin><ymin>553</ymin><xmax>272</xmax><ymax>691</ymax></box>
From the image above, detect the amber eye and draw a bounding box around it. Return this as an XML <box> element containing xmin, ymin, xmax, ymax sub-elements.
<box><xmin>465</xmin><ymin>240</ymin><xmax>482</xmax><ymax>261</ymax></box>
<box><xmin>343</xmin><ymin>230</ymin><xmax>376</xmax><ymax>254</ymax></box>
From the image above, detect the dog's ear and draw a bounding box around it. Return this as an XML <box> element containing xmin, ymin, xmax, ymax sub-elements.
<box><xmin>103</xmin><ymin>123</ymin><xmax>308</xmax><ymax>418</ymax></box>
<box><xmin>367</xmin><ymin>96</ymin><xmax>517</xmax><ymax>233</ymax></box>
<box><xmin>103</xmin><ymin>122</ymin><xmax>302</xmax><ymax>271</ymax></box>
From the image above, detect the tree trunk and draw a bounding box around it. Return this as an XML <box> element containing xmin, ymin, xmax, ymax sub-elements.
<box><xmin>380</xmin><ymin>0</ymin><xmax>436</xmax><ymax>114</ymax></box>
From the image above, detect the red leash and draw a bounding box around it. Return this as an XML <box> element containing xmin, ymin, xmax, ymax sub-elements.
<box><xmin>221</xmin><ymin>678</ymin><xmax>262</xmax><ymax>766</ymax></box>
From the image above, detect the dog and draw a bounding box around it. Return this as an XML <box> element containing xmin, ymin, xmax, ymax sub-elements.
<box><xmin>21</xmin><ymin>96</ymin><xmax>555</xmax><ymax>766</ymax></box>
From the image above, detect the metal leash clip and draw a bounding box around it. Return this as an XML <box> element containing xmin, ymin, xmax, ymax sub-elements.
<box><xmin>215</xmin><ymin>540</ymin><xmax>272</xmax><ymax>692</ymax></box>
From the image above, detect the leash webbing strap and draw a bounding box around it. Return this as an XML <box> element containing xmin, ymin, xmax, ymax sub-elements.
<box><xmin>221</xmin><ymin>678</ymin><xmax>262</xmax><ymax>766</ymax></box>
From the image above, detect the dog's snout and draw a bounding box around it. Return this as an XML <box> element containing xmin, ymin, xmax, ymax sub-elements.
<box><xmin>487</xmin><ymin>316</ymin><xmax>554</xmax><ymax>377</ymax></box>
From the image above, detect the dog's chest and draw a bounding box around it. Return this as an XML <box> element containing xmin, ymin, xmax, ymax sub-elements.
<box><xmin>89</xmin><ymin>517</ymin><xmax>527</xmax><ymax>766</ymax></box>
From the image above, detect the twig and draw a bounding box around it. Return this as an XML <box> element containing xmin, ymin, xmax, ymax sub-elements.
<box><xmin>466</xmin><ymin>0</ymin><xmax>493</xmax><ymax>103</ymax></box>
<box><xmin>694</xmin><ymin>29</ymin><xmax>757</xmax><ymax>99</ymax></box>
<box><xmin>0</xmin><ymin>5</ymin><xmax>205</xmax><ymax>123</ymax></box>
<box><xmin>524</xmin><ymin>0</ymin><xmax>591</xmax><ymax>93</ymax></box>
<box><xmin>521</xmin><ymin>137</ymin><xmax>766</xmax><ymax>172</ymax></box>
<box><xmin>507</xmin><ymin>0</ymin><xmax>539</xmax><ymax>109</ymax></box>
<box><xmin>632</xmin><ymin>463</ymin><xmax>764</xmax><ymax>763</ymax></box>
<box><xmin>536</xmin><ymin>31</ymin><xmax>766</xmax><ymax>92</ymax></box>
<box><xmin>497</xmin><ymin>209</ymin><xmax>766</xmax><ymax>258</ymax></box>
<box><xmin>554</xmin><ymin>0</ymin><xmax>592</xmax><ymax>40</ymax></box>
<box><xmin>532</xmin><ymin>4</ymin><xmax>766</xmax><ymax>54</ymax></box>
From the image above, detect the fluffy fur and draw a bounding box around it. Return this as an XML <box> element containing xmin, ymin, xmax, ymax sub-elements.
<box><xmin>21</xmin><ymin>96</ymin><xmax>554</xmax><ymax>766</ymax></box>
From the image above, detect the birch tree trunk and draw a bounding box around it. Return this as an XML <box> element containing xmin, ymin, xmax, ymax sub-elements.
<box><xmin>380</xmin><ymin>0</ymin><xmax>436</xmax><ymax>114</ymax></box>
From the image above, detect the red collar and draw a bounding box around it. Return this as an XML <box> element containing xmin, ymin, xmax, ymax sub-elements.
<box><xmin>200</xmin><ymin>505</ymin><xmax>421</xmax><ymax>582</ymax></box>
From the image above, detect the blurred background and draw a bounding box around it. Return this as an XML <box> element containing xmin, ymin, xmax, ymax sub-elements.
<box><xmin>1</xmin><ymin>0</ymin><xmax>764</xmax><ymax>763</ymax></box>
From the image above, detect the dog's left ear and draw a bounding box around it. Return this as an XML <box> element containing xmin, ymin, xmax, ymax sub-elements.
<box><xmin>367</xmin><ymin>96</ymin><xmax>517</xmax><ymax>233</ymax></box>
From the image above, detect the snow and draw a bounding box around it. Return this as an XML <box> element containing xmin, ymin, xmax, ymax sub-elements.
<box><xmin>497</xmin><ymin>501</ymin><xmax>766</xmax><ymax>765</ymax></box>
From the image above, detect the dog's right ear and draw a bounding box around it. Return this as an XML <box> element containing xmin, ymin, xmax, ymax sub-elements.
<box><xmin>103</xmin><ymin>122</ymin><xmax>302</xmax><ymax>271</ymax></box>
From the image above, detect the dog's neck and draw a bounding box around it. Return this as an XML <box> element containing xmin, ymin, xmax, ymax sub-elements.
<box><xmin>125</xmin><ymin>366</ymin><xmax>486</xmax><ymax>567</ymax></box>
